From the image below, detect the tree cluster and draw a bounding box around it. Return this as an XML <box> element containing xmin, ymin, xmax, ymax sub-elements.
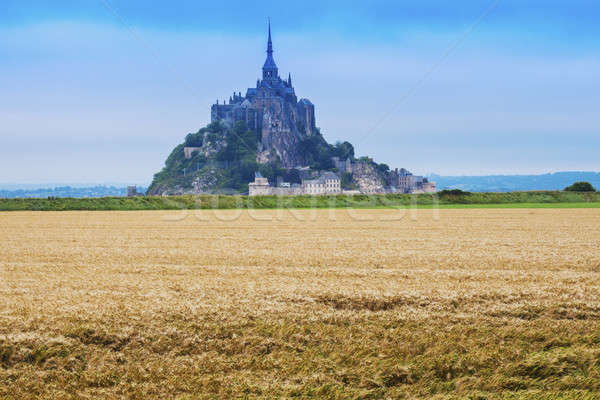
<box><xmin>564</xmin><ymin>182</ymin><xmax>596</xmax><ymax>192</ymax></box>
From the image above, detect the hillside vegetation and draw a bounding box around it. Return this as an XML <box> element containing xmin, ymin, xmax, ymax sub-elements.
<box><xmin>0</xmin><ymin>191</ymin><xmax>599</xmax><ymax>211</ymax></box>
<box><xmin>147</xmin><ymin>120</ymin><xmax>362</xmax><ymax>195</ymax></box>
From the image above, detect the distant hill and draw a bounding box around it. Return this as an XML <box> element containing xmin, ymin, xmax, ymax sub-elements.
<box><xmin>0</xmin><ymin>185</ymin><xmax>147</xmax><ymax>199</ymax></box>
<box><xmin>430</xmin><ymin>172</ymin><xmax>600</xmax><ymax>192</ymax></box>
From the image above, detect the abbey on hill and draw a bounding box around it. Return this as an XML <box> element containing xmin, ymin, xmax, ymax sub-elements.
<box><xmin>147</xmin><ymin>22</ymin><xmax>435</xmax><ymax>196</ymax></box>
<box><xmin>211</xmin><ymin>21</ymin><xmax>315</xmax><ymax>168</ymax></box>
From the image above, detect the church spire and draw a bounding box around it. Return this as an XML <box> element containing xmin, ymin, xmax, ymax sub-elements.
<box><xmin>262</xmin><ymin>18</ymin><xmax>278</xmax><ymax>80</ymax></box>
<box><xmin>267</xmin><ymin>18</ymin><xmax>273</xmax><ymax>56</ymax></box>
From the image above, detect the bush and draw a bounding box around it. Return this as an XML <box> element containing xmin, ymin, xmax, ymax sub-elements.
<box><xmin>564</xmin><ymin>182</ymin><xmax>596</xmax><ymax>192</ymax></box>
<box><xmin>184</xmin><ymin>131</ymin><xmax>204</xmax><ymax>147</ymax></box>
<box><xmin>283</xmin><ymin>169</ymin><xmax>301</xmax><ymax>184</ymax></box>
<box><xmin>439</xmin><ymin>189</ymin><xmax>471</xmax><ymax>196</ymax></box>
<box><xmin>299</xmin><ymin>133</ymin><xmax>334</xmax><ymax>170</ymax></box>
<box><xmin>331</xmin><ymin>141</ymin><xmax>355</xmax><ymax>160</ymax></box>
<box><xmin>376</xmin><ymin>163</ymin><xmax>390</xmax><ymax>175</ymax></box>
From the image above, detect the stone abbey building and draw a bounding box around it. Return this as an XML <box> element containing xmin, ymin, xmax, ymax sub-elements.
<box><xmin>211</xmin><ymin>21</ymin><xmax>316</xmax><ymax>168</ymax></box>
<box><xmin>209</xmin><ymin>22</ymin><xmax>435</xmax><ymax>196</ymax></box>
<box><xmin>150</xmin><ymin>22</ymin><xmax>436</xmax><ymax>196</ymax></box>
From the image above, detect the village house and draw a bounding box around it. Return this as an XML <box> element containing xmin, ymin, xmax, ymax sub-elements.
<box><xmin>301</xmin><ymin>172</ymin><xmax>341</xmax><ymax>195</ymax></box>
<box><xmin>248</xmin><ymin>171</ymin><xmax>342</xmax><ymax>196</ymax></box>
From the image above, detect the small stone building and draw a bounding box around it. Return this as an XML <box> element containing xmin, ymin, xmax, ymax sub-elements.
<box><xmin>388</xmin><ymin>168</ymin><xmax>437</xmax><ymax>193</ymax></box>
<box><xmin>331</xmin><ymin>157</ymin><xmax>352</xmax><ymax>173</ymax></box>
<box><xmin>413</xmin><ymin>178</ymin><xmax>437</xmax><ymax>194</ymax></box>
<box><xmin>248</xmin><ymin>172</ymin><xmax>271</xmax><ymax>196</ymax></box>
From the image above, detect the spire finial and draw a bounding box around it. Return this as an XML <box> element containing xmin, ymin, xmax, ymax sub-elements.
<box><xmin>267</xmin><ymin>18</ymin><xmax>273</xmax><ymax>55</ymax></box>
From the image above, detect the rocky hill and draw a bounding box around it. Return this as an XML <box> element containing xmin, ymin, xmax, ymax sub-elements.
<box><xmin>147</xmin><ymin>120</ymin><xmax>389</xmax><ymax>195</ymax></box>
<box><xmin>147</xmin><ymin>23</ymin><xmax>392</xmax><ymax>196</ymax></box>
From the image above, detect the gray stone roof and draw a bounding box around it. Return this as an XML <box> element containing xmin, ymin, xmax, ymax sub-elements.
<box><xmin>263</xmin><ymin>55</ymin><xmax>278</xmax><ymax>70</ymax></box>
<box><xmin>302</xmin><ymin>179</ymin><xmax>320</xmax><ymax>185</ymax></box>
<box><xmin>321</xmin><ymin>171</ymin><xmax>340</xmax><ymax>180</ymax></box>
<box><xmin>303</xmin><ymin>172</ymin><xmax>340</xmax><ymax>185</ymax></box>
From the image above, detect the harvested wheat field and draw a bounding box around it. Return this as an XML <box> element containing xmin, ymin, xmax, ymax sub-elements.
<box><xmin>1</xmin><ymin>208</ymin><xmax>600</xmax><ymax>399</ymax></box>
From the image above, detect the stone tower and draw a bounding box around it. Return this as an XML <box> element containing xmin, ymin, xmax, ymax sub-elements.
<box><xmin>262</xmin><ymin>20</ymin><xmax>278</xmax><ymax>82</ymax></box>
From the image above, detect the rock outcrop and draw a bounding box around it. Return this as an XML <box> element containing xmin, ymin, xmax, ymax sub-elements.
<box><xmin>351</xmin><ymin>162</ymin><xmax>386</xmax><ymax>194</ymax></box>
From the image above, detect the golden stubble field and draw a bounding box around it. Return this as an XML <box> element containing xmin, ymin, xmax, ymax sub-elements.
<box><xmin>1</xmin><ymin>208</ymin><xmax>600</xmax><ymax>399</ymax></box>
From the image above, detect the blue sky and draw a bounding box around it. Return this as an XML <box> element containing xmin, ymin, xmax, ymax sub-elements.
<box><xmin>1</xmin><ymin>0</ymin><xmax>599</xmax><ymax>184</ymax></box>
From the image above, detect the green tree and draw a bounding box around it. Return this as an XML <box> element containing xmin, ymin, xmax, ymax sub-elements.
<box><xmin>299</xmin><ymin>134</ymin><xmax>334</xmax><ymax>170</ymax></box>
<box><xmin>217</xmin><ymin>121</ymin><xmax>259</xmax><ymax>163</ymax></box>
<box><xmin>184</xmin><ymin>131</ymin><xmax>204</xmax><ymax>147</ymax></box>
<box><xmin>341</xmin><ymin>172</ymin><xmax>357</xmax><ymax>190</ymax></box>
<box><xmin>564</xmin><ymin>182</ymin><xmax>596</xmax><ymax>192</ymax></box>
<box><xmin>283</xmin><ymin>169</ymin><xmax>301</xmax><ymax>184</ymax></box>
<box><xmin>331</xmin><ymin>141</ymin><xmax>355</xmax><ymax>160</ymax></box>
<box><xmin>376</xmin><ymin>163</ymin><xmax>390</xmax><ymax>175</ymax></box>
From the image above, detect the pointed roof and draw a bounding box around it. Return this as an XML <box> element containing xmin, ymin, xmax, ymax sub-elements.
<box><xmin>263</xmin><ymin>19</ymin><xmax>278</xmax><ymax>71</ymax></box>
<box><xmin>267</xmin><ymin>18</ymin><xmax>273</xmax><ymax>54</ymax></box>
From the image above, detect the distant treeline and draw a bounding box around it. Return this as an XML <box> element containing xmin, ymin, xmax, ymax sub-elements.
<box><xmin>0</xmin><ymin>186</ymin><xmax>147</xmax><ymax>199</ymax></box>
<box><xmin>432</xmin><ymin>171</ymin><xmax>600</xmax><ymax>192</ymax></box>
<box><xmin>1</xmin><ymin>191</ymin><xmax>598</xmax><ymax>211</ymax></box>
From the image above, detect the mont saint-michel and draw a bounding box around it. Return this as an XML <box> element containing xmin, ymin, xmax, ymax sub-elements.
<box><xmin>147</xmin><ymin>23</ymin><xmax>435</xmax><ymax>196</ymax></box>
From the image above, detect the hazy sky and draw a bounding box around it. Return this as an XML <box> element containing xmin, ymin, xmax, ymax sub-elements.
<box><xmin>1</xmin><ymin>0</ymin><xmax>599</xmax><ymax>184</ymax></box>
